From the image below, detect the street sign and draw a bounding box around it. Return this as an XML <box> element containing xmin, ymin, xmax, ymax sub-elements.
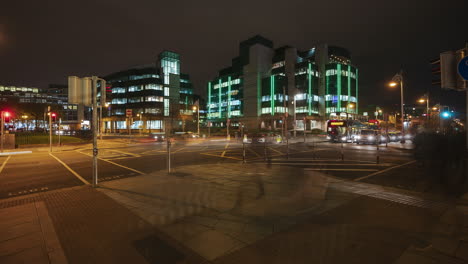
<box><xmin>458</xmin><ymin>56</ymin><xmax>468</xmax><ymax>81</ymax></box>
<box><xmin>126</xmin><ymin>109</ymin><xmax>132</xmax><ymax>117</ymax></box>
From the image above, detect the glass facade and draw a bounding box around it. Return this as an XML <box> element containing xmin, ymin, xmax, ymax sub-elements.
<box><xmin>325</xmin><ymin>63</ymin><xmax>358</xmax><ymax>114</ymax></box>
<box><xmin>105</xmin><ymin>51</ymin><xmax>198</xmax><ymax>131</ymax></box>
<box><xmin>207</xmin><ymin>76</ymin><xmax>242</xmax><ymax>121</ymax></box>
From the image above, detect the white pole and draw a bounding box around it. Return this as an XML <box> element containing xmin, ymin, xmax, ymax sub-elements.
<box><xmin>197</xmin><ymin>108</ymin><xmax>200</xmax><ymax>135</ymax></box>
<box><xmin>293</xmin><ymin>95</ymin><xmax>296</xmax><ymax>138</ymax></box>
<box><xmin>92</xmin><ymin>77</ymin><xmax>99</xmax><ymax>187</ymax></box>
<box><xmin>400</xmin><ymin>77</ymin><xmax>405</xmax><ymax>143</ymax></box>
<box><xmin>1</xmin><ymin>112</ymin><xmax>4</xmax><ymax>153</ymax></box>
<box><xmin>48</xmin><ymin>106</ymin><xmax>52</xmax><ymax>152</ymax></box>
<box><xmin>58</xmin><ymin>118</ymin><xmax>61</xmax><ymax>146</ymax></box>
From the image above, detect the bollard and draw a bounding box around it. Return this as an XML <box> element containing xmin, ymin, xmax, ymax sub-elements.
<box><xmin>264</xmin><ymin>139</ymin><xmax>267</xmax><ymax>162</ymax></box>
<box><xmin>341</xmin><ymin>141</ymin><xmax>344</xmax><ymax>161</ymax></box>
<box><xmin>167</xmin><ymin>139</ymin><xmax>171</xmax><ymax>173</ymax></box>
<box><xmin>376</xmin><ymin>141</ymin><xmax>380</xmax><ymax>164</ymax></box>
<box><xmin>243</xmin><ymin>142</ymin><xmax>246</xmax><ymax>163</ymax></box>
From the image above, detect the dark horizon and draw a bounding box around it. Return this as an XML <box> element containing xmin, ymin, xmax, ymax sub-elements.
<box><xmin>1</xmin><ymin>0</ymin><xmax>467</xmax><ymax>112</ymax></box>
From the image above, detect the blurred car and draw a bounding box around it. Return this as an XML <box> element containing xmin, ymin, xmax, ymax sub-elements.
<box><xmin>388</xmin><ymin>132</ymin><xmax>399</xmax><ymax>142</ymax></box>
<box><xmin>356</xmin><ymin>129</ymin><xmax>380</xmax><ymax>144</ymax></box>
<box><xmin>252</xmin><ymin>133</ymin><xmax>266</xmax><ymax>144</ymax></box>
<box><xmin>150</xmin><ymin>133</ymin><xmax>166</xmax><ymax>142</ymax></box>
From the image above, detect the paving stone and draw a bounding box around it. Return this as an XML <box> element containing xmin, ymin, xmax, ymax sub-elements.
<box><xmin>185</xmin><ymin>230</ymin><xmax>244</xmax><ymax>261</ymax></box>
<box><xmin>455</xmin><ymin>241</ymin><xmax>468</xmax><ymax>261</ymax></box>
<box><xmin>431</xmin><ymin>236</ymin><xmax>460</xmax><ymax>255</ymax></box>
<box><xmin>394</xmin><ymin>251</ymin><xmax>437</xmax><ymax>264</ymax></box>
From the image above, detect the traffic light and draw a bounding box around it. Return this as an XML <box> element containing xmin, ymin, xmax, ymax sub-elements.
<box><xmin>51</xmin><ymin>112</ymin><xmax>57</xmax><ymax>122</ymax></box>
<box><xmin>441</xmin><ymin>111</ymin><xmax>451</xmax><ymax>118</ymax></box>
<box><xmin>4</xmin><ymin>112</ymin><xmax>11</xmax><ymax>123</ymax></box>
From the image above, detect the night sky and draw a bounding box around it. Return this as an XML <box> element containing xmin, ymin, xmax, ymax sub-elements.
<box><xmin>1</xmin><ymin>0</ymin><xmax>467</xmax><ymax>112</ymax></box>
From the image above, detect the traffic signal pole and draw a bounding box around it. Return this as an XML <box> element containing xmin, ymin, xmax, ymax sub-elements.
<box><xmin>48</xmin><ymin>106</ymin><xmax>52</xmax><ymax>152</ymax></box>
<box><xmin>92</xmin><ymin>76</ymin><xmax>99</xmax><ymax>187</ymax></box>
<box><xmin>1</xmin><ymin>112</ymin><xmax>4</xmax><ymax>153</ymax></box>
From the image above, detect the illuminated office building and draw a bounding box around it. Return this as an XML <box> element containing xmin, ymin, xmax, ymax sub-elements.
<box><xmin>206</xmin><ymin>35</ymin><xmax>359</xmax><ymax>130</ymax></box>
<box><xmin>104</xmin><ymin>51</ymin><xmax>198</xmax><ymax>133</ymax></box>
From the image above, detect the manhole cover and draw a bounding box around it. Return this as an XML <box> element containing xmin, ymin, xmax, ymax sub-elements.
<box><xmin>133</xmin><ymin>235</ymin><xmax>184</xmax><ymax>264</ymax></box>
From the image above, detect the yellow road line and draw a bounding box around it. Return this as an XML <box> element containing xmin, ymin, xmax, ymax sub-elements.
<box><xmin>75</xmin><ymin>150</ymin><xmax>145</xmax><ymax>175</ymax></box>
<box><xmin>108</xmin><ymin>149</ymin><xmax>141</xmax><ymax>157</ymax></box>
<box><xmin>354</xmin><ymin>160</ymin><xmax>416</xmax><ymax>181</ymax></box>
<box><xmin>49</xmin><ymin>153</ymin><xmax>90</xmax><ymax>185</ymax></box>
<box><xmin>200</xmin><ymin>152</ymin><xmax>243</xmax><ymax>161</ymax></box>
<box><xmin>247</xmin><ymin>148</ymin><xmax>262</xmax><ymax>158</ymax></box>
<box><xmin>0</xmin><ymin>155</ymin><xmax>11</xmax><ymax>174</ymax></box>
<box><xmin>268</xmin><ymin>147</ymin><xmax>284</xmax><ymax>155</ymax></box>
<box><xmin>173</xmin><ymin>147</ymin><xmax>186</xmax><ymax>153</ymax></box>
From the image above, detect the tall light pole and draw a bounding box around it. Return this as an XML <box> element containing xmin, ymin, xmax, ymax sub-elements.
<box><xmin>1</xmin><ymin>111</ymin><xmax>5</xmax><ymax>153</ymax></box>
<box><xmin>293</xmin><ymin>94</ymin><xmax>297</xmax><ymax>138</ymax></box>
<box><xmin>418</xmin><ymin>94</ymin><xmax>430</xmax><ymax>120</ymax></box>
<box><xmin>193</xmin><ymin>106</ymin><xmax>200</xmax><ymax>135</ymax></box>
<box><xmin>48</xmin><ymin>106</ymin><xmax>52</xmax><ymax>152</ymax></box>
<box><xmin>389</xmin><ymin>71</ymin><xmax>405</xmax><ymax>143</ymax></box>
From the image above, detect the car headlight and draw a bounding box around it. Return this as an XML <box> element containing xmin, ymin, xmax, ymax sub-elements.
<box><xmin>326</xmin><ymin>136</ymin><xmax>331</xmax><ymax>139</ymax></box>
<box><xmin>368</xmin><ymin>136</ymin><xmax>374</xmax><ymax>141</ymax></box>
<box><xmin>341</xmin><ymin>136</ymin><xmax>347</xmax><ymax>141</ymax></box>
<box><xmin>154</xmin><ymin>136</ymin><xmax>158</xmax><ymax>139</ymax></box>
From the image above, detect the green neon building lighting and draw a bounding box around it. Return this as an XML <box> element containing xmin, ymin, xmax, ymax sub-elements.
<box><xmin>218</xmin><ymin>79</ymin><xmax>222</xmax><ymax>118</ymax></box>
<box><xmin>326</xmin><ymin>72</ymin><xmax>329</xmax><ymax>111</ymax></box>
<box><xmin>270</xmin><ymin>75</ymin><xmax>275</xmax><ymax>115</ymax></box>
<box><xmin>228</xmin><ymin>76</ymin><xmax>231</xmax><ymax>118</ymax></box>
<box><xmin>337</xmin><ymin>64</ymin><xmax>341</xmax><ymax>110</ymax></box>
<box><xmin>208</xmin><ymin>82</ymin><xmax>211</xmax><ymax>116</ymax></box>
<box><xmin>308</xmin><ymin>63</ymin><xmax>312</xmax><ymax>115</ymax></box>
<box><xmin>347</xmin><ymin>65</ymin><xmax>351</xmax><ymax>113</ymax></box>
<box><xmin>355</xmin><ymin>69</ymin><xmax>359</xmax><ymax>114</ymax></box>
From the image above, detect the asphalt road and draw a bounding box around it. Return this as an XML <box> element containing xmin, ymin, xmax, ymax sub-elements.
<box><xmin>0</xmin><ymin>137</ymin><xmax>415</xmax><ymax>199</ymax></box>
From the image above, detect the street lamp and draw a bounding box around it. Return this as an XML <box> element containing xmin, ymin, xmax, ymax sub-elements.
<box><xmin>193</xmin><ymin>106</ymin><xmax>200</xmax><ymax>136</ymax></box>
<box><xmin>389</xmin><ymin>71</ymin><xmax>405</xmax><ymax>143</ymax></box>
<box><xmin>417</xmin><ymin>94</ymin><xmax>430</xmax><ymax>121</ymax></box>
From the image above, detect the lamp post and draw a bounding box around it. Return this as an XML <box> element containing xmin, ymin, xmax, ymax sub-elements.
<box><xmin>193</xmin><ymin>106</ymin><xmax>200</xmax><ymax>136</ymax></box>
<box><xmin>104</xmin><ymin>103</ymin><xmax>109</xmax><ymax>134</ymax></box>
<box><xmin>418</xmin><ymin>94</ymin><xmax>430</xmax><ymax>120</ymax></box>
<box><xmin>347</xmin><ymin>103</ymin><xmax>355</xmax><ymax>120</ymax></box>
<box><xmin>389</xmin><ymin>71</ymin><xmax>405</xmax><ymax>143</ymax></box>
<box><xmin>293</xmin><ymin>94</ymin><xmax>297</xmax><ymax>138</ymax></box>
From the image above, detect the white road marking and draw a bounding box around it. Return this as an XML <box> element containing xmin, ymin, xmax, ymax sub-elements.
<box><xmin>354</xmin><ymin>160</ymin><xmax>417</xmax><ymax>181</ymax></box>
<box><xmin>49</xmin><ymin>153</ymin><xmax>90</xmax><ymax>185</ymax></box>
<box><xmin>305</xmin><ymin>168</ymin><xmax>379</xmax><ymax>172</ymax></box>
<box><xmin>75</xmin><ymin>150</ymin><xmax>145</xmax><ymax>175</ymax></box>
<box><xmin>0</xmin><ymin>151</ymin><xmax>32</xmax><ymax>156</ymax></box>
<box><xmin>265</xmin><ymin>162</ymin><xmax>392</xmax><ymax>166</ymax></box>
<box><xmin>0</xmin><ymin>155</ymin><xmax>11</xmax><ymax>174</ymax></box>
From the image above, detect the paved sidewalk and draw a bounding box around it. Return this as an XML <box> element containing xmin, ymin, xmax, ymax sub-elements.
<box><xmin>98</xmin><ymin>164</ymin><xmax>353</xmax><ymax>261</ymax></box>
<box><xmin>0</xmin><ymin>201</ymin><xmax>67</xmax><ymax>264</ymax></box>
<box><xmin>0</xmin><ymin>186</ymin><xmax>205</xmax><ymax>264</ymax></box>
<box><xmin>98</xmin><ymin>163</ymin><xmax>461</xmax><ymax>263</ymax></box>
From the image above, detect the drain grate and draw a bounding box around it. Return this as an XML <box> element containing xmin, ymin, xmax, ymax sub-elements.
<box><xmin>133</xmin><ymin>235</ymin><xmax>185</xmax><ymax>264</ymax></box>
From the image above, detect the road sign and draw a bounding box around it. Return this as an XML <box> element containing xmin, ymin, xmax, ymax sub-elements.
<box><xmin>126</xmin><ymin>109</ymin><xmax>132</xmax><ymax>117</ymax></box>
<box><xmin>458</xmin><ymin>56</ymin><xmax>468</xmax><ymax>81</ymax></box>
